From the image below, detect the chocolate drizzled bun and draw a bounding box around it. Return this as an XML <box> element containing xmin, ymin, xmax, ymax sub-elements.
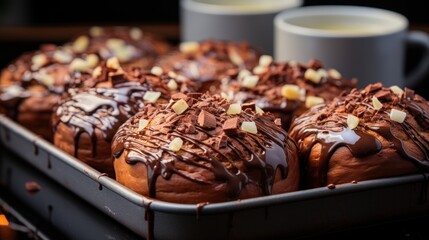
<box><xmin>0</xmin><ymin>44</ymin><xmax>90</xmax><ymax>140</ymax></box>
<box><xmin>223</xmin><ymin>59</ymin><xmax>357</xmax><ymax>130</ymax></box>
<box><xmin>53</xmin><ymin>63</ymin><xmax>193</xmax><ymax>176</ymax></box>
<box><xmin>67</xmin><ymin>26</ymin><xmax>170</xmax><ymax>71</ymax></box>
<box><xmin>289</xmin><ymin>83</ymin><xmax>429</xmax><ymax>188</ymax></box>
<box><xmin>156</xmin><ymin>39</ymin><xmax>261</xmax><ymax>93</ymax></box>
<box><xmin>112</xmin><ymin>93</ymin><xmax>299</xmax><ymax>203</ymax></box>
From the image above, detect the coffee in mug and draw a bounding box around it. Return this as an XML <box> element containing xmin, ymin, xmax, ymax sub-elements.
<box><xmin>274</xmin><ymin>5</ymin><xmax>429</xmax><ymax>88</ymax></box>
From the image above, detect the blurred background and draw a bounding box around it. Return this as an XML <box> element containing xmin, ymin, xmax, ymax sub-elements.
<box><xmin>1</xmin><ymin>0</ymin><xmax>429</xmax><ymax>97</ymax></box>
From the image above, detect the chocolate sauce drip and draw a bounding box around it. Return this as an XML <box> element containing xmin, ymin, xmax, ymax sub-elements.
<box><xmin>196</xmin><ymin>202</ymin><xmax>210</xmax><ymax>221</ymax></box>
<box><xmin>291</xmin><ymin>120</ymin><xmax>382</xmax><ymax>186</ymax></box>
<box><xmin>143</xmin><ymin>200</ymin><xmax>154</xmax><ymax>240</ymax></box>
<box><xmin>290</xmin><ymin>83</ymin><xmax>429</xmax><ymax>187</ymax></box>
<box><xmin>54</xmin><ymin>82</ymin><xmax>150</xmax><ymax>159</ymax></box>
<box><xmin>112</xmin><ymin>95</ymin><xmax>293</xmax><ymax>201</ymax></box>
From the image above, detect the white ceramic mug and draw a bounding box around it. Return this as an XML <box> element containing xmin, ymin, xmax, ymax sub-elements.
<box><xmin>274</xmin><ymin>5</ymin><xmax>429</xmax><ymax>88</ymax></box>
<box><xmin>181</xmin><ymin>0</ymin><xmax>303</xmax><ymax>55</ymax></box>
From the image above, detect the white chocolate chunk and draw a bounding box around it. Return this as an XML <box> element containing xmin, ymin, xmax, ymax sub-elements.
<box><xmin>242</xmin><ymin>75</ymin><xmax>259</xmax><ymax>89</ymax></box>
<box><xmin>281</xmin><ymin>84</ymin><xmax>300</xmax><ymax>100</ymax></box>
<box><xmin>138</xmin><ymin>119</ymin><xmax>149</xmax><ymax>131</ymax></box>
<box><xmin>390</xmin><ymin>109</ymin><xmax>406</xmax><ymax>123</ymax></box>
<box><xmin>143</xmin><ymin>91</ymin><xmax>161</xmax><ymax>103</ymax></box>
<box><xmin>372</xmin><ymin>96</ymin><xmax>383</xmax><ymax>110</ymax></box>
<box><xmin>259</xmin><ymin>55</ymin><xmax>273</xmax><ymax>67</ymax></box>
<box><xmin>220</xmin><ymin>92</ymin><xmax>231</xmax><ymax>100</ymax></box>
<box><xmin>168</xmin><ymin>71</ymin><xmax>177</xmax><ymax>79</ymax></box>
<box><xmin>255</xmin><ymin>106</ymin><xmax>264</xmax><ymax>114</ymax></box>
<box><xmin>179</xmin><ymin>41</ymin><xmax>199</xmax><ymax>54</ymax></box>
<box><xmin>305</xmin><ymin>96</ymin><xmax>325</xmax><ymax>108</ymax></box>
<box><xmin>69</xmin><ymin>58</ymin><xmax>90</xmax><ymax>72</ymax></box>
<box><xmin>150</xmin><ymin>66</ymin><xmax>163</xmax><ymax>76</ymax></box>
<box><xmin>115</xmin><ymin>45</ymin><xmax>135</xmax><ymax>62</ymax></box>
<box><xmin>33</xmin><ymin>73</ymin><xmax>54</xmax><ymax>86</ymax></box>
<box><xmin>228</xmin><ymin>50</ymin><xmax>244</xmax><ymax>66</ymax></box>
<box><xmin>238</xmin><ymin>69</ymin><xmax>251</xmax><ymax>80</ymax></box>
<box><xmin>328</xmin><ymin>69</ymin><xmax>342</xmax><ymax>79</ymax></box>
<box><xmin>172</xmin><ymin>99</ymin><xmax>189</xmax><ymax>115</ymax></box>
<box><xmin>92</xmin><ymin>66</ymin><xmax>102</xmax><ymax>78</ymax></box>
<box><xmin>176</xmin><ymin>75</ymin><xmax>188</xmax><ymax>82</ymax></box>
<box><xmin>31</xmin><ymin>54</ymin><xmax>48</xmax><ymax>70</ymax></box>
<box><xmin>106</xmin><ymin>57</ymin><xmax>121</xmax><ymax>70</ymax></box>
<box><xmin>106</xmin><ymin>38</ymin><xmax>125</xmax><ymax>51</ymax></box>
<box><xmin>169</xmin><ymin>137</ymin><xmax>183</xmax><ymax>152</ymax></box>
<box><xmin>130</xmin><ymin>27</ymin><xmax>143</xmax><ymax>40</ymax></box>
<box><xmin>73</xmin><ymin>36</ymin><xmax>90</xmax><ymax>53</ymax></box>
<box><xmin>317</xmin><ymin>68</ymin><xmax>328</xmax><ymax>78</ymax></box>
<box><xmin>85</xmin><ymin>54</ymin><xmax>99</xmax><ymax>68</ymax></box>
<box><xmin>304</xmin><ymin>68</ymin><xmax>321</xmax><ymax>84</ymax></box>
<box><xmin>167</xmin><ymin>79</ymin><xmax>178</xmax><ymax>91</ymax></box>
<box><xmin>252</xmin><ymin>66</ymin><xmax>267</xmax><ymax>75</ymax></box>
<box><xmin>347</xmin><ymin>114</ymin><xmax>359</xmax><ymax>129</ymax></box>
<box><xmin>299</xmin><ymin>88</ymin><xmax>306</xmax><ymax>101</ymax></box>
<box><xmin>390</xmin><ymin>85</ymin><xmax>404</xmax><ymax>95</ymax></box>
<box><xmin>241</xmin><ymin>121</ymin><xmax>258</xmax><ymax>134</ymax></box>
<box><xmin>53</xmin><ymin>50</ymin><xmax>72</xmax><ymax>64</ymax></box>
<box><xmin>227</xmin><ymin>103</ymin><xmax>242</xmax><ymax>115</ymax></box>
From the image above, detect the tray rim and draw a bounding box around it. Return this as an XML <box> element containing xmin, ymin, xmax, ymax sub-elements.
<box><xmin>1</xmin><ymin>113</ymin><xmax>428</xmax><ymax>216</ymax></box>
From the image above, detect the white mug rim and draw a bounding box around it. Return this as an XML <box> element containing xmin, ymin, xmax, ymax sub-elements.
<box><xmin>275</xmin><ymin>5</ymin><xmax>408</xmax><ymax>38</ymax></box>
<box><xmin>181</xmin><ymin>0</ymin><xmax>303</xmax><ymax>15</ymax></box>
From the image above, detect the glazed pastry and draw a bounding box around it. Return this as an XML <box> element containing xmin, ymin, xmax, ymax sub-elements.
<box><xmin>223</xmin><ymin>59</ymin><xmax>357</xmax><ymax>130</ymax></box>
<box><xmin>53</xmin><ymin>62</ymin><xmax>194</xmax><ymax>176</ymax></box>
<box><xmin>0</xmin><ymin>44</ymin><xmax>89</xmax><ymax>140</ymax></box>
<box><xmin>289</xmin><ymin>83</ymin><xmax>429</xmax><ymax>188</ymax></box>
<box><xmin>156</xmin><ymin>39</ymin><xmax>261</xmax><ymax>93</ymax></box>
<box><xmin>112</xmin><ymin>93</ymin><xmax>299</xmax><ymax>203</ymax></box>
<box><xmin>67</xmin><ymin>26</ymin><xmax>170</xmax><ymax>71</ymax></box>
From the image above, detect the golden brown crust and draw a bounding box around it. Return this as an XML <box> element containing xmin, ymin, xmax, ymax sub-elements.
<box><xmin>55</xmin><ymin>122</ymin><xmax>115</xmax><ymax>176</ymax></box>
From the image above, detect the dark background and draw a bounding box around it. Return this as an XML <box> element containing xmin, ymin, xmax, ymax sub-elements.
<box><xmin>1</xmin><ymin>0</ymin><xmax>429</xmax><ymax>97</ymax></box>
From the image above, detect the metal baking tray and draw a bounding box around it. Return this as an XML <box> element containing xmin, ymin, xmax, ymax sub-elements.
<box><xmin>1</xmin><ymin>114</ymin><xmax>429</xmax><ymax>240</ymax></box>
<box><xmin>0</xmin><ymin>147</ymin><xmax>141</xmax><ymax>240</ymax></box>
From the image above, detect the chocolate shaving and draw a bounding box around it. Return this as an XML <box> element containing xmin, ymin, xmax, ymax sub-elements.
<box><xmin>171</xmin><ymin>92</ymin><xmax>188</xmax><ymax>100</ymax></box>
<box><xmin>198</xmin><ymin>110</ymin><xmax>217</xmax><ymax>129</ymax></box>
<box><xmin>223</xmin><ymin>117</ymin><xmax>240</xmax><ymax>136</ymax></box>
<box><xmin>187</xmin><ymin>92</ymin><xmax>203</xmax><ymax>99</ymax></box>
<box><xmin>25</xmin><ymin>181</ymin><xmax>41</xmax><ymax>194</ymax></box>
<box><xmin>217</xmin><ymin>135</ymin><xmax>229</xmax><ymax>149</ymax></box>
<box><xmin>375</xmin><ymin>89</ymin><xmax>392</xmax><ymax>101</ymax></box>
<box><xmin>241</xmin><ymin>102</ymin><xmax>256</xmax><ymax>111</ymax></box>
<box><xmin>365</xmin><ymin>82</ymin><xmax>382</xmax><ymax>93</ymax></box>
<box><xmin>404</xmin><ymin>88</ymin><xmax>415</xmax><ymax>99</ymax></box>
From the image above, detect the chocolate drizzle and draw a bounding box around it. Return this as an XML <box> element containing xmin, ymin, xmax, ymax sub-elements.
<box><xmin>290</xmin><ymin>83</ymin><xmax>429</xmax><ymax>187</ymax></box>
<box><xmin>54</xmin><ymin>82</ymin><xmax>156</xmax><ymax>158</ymax></box>
<box><xmin>112</xmin><ymin>94</ymin><xmax>295</xmax><ymax>203</ymax></box>
<box><xmin>225</xmin><ymin>60</ymin><xmax>356</xmax><ymax>130</ymax></box>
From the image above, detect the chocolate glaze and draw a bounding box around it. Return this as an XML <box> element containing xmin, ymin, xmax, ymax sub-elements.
<box><xmin>225</xmin><ymin>60</ymin><xmax>356</xmax><ymax>130</ymax></box>
<box><xmin>53</xmin><ymin>81</ymin><xmax>159</xmax><ymax>158</ymax></box>
<box><xmin>112</xmin><ymin>94</ymin><xmax>295</xmax><ymax>202</ymax></box>
<box><xmin>289</xmin><ymin>83</ymin><xmax>429</xmax><ymax>187</ymax></box>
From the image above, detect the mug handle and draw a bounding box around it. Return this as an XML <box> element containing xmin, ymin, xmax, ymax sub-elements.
<box><xmin>405</xmin><ymin>31</ymin><xmax>429</xmax><ymax>87</ymax></box>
